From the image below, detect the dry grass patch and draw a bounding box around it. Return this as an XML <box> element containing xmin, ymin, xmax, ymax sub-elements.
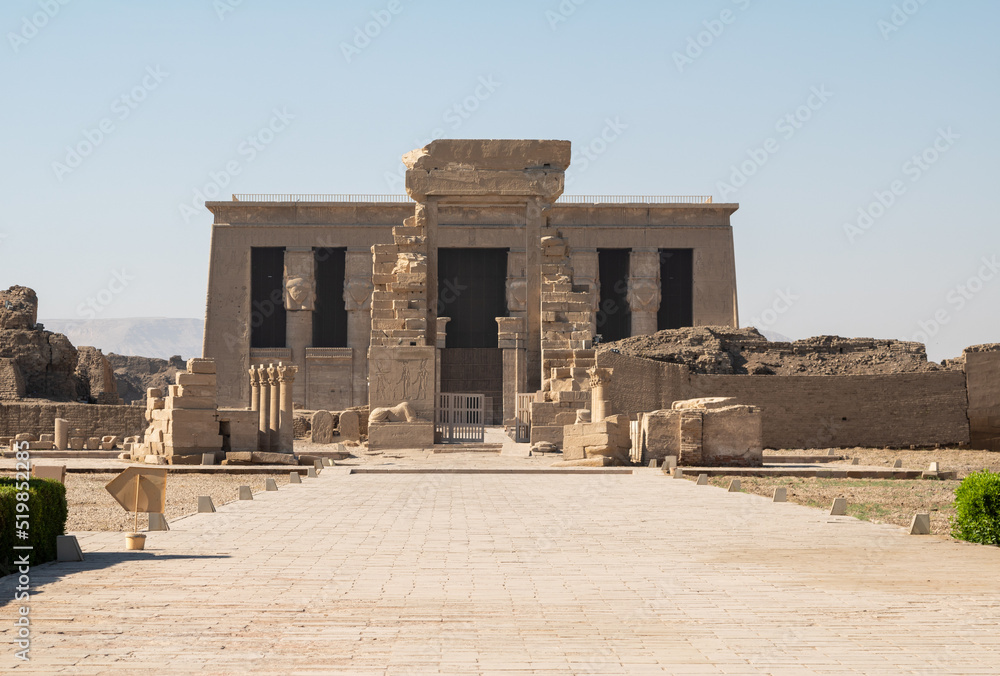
<box><xmin>767</xmin><ymin>447</ymin><xmax>1000</xmax><ymax>476</ymax></box>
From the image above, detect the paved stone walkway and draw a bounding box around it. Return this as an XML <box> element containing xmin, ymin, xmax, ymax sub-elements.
<box><xmin>3</xmin><ymin>469</ymin><xmax>1000</xmax><ymax>674</ymax></box>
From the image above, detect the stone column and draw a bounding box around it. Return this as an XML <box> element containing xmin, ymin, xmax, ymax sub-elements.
<box><xmin>344</xmin><ymin>249</ymin><xmax>374</xmax><ymax>407</ymax></box>
<box><xmin>257</xmin><ymin>366</ymin><xmax>270</xmax><ymax>452</ymax></box>
<box><xmin>54</xmin><ymin>418</ymin><xmax>69</xmax><ymax>451</ymax></box>
<box><xmin>277</xmin><ymin>363</ymin><xmax>297</xmax><ymax>453</ymax></box>
<box><xmin>267</xmin><ymin>363</ymin><xmax>280</xmax><ymax>451</ymax></box>
<box><xmin>588</xmin><ymin>367</ymin><xmax>614</xmax><ymax>422</ymax></box>
<box><xmin>423</xmin><ymin>201</ymin><xmax>440</xmax><ymax>349</ymax></box>
<box><xmin>497</xmin><ymin>317</ymin><xmax>527</xmax><ymax>426</ymax></box>
<box><xmin>628</xmin><ymin>249</ymin><xmax>661</xmax><ymax>337</ymax></box>
<box><xmin>249</xmin><ymin>368</ymin><xmax>260</xmax><ymax>412</ymax></box>
<box><xmin>284</xmin><ymin>248</ymin><xmax>315</xmax><ymax>406</ymax></box>
<box><xmin>436</xmin><ymin>317</ymin><xmax>450</xmax><ymax>398</ymax></box>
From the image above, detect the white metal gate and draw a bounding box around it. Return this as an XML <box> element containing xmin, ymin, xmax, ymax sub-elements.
<box><xmin>436</xmin><ymin>393</ymin><xmax>485</xmax><ymax>443</ymax></box>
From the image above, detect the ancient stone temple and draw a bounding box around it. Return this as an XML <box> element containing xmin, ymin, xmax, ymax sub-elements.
<box><xmin>202</xmin><ymin>140</ymin><xmax>739</xmax><ymax>432</ymax></box>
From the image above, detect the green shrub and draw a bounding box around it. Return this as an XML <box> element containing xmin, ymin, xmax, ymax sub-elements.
<box><xmin>951</xmin><ymin>470</ymin><xmax>1000</xmax><ymax>546</ymax></box>
<box><xmin>0</xmin><ymin>478</ymin><xmax>69</xmax><ymax>576</ymax></box>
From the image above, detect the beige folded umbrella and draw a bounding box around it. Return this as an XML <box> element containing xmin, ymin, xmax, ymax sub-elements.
<box><xmin>105</xmin><ymin>467</ymin><xmax>168</xmax><ymax>534</ymax></box>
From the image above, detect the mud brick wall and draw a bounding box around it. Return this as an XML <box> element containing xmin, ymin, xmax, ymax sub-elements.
<box><xmin>598</xmin><ymin>352</ymin><xmax>970</xmax><ymax>449</ymax></box>
<box><xmin>964</xmin><ymin>345</ymin><xmax>1000</xmax><ymax>451</ymax></box>
<box><xmin>0</xmin><ymin>359</ymin><xmax>25</xmax><ymax>400</ymax></box>
<box><xmin>0</xmin><ymin>402</ymin><xmax>147</xmax><ymax>439</ymax></box>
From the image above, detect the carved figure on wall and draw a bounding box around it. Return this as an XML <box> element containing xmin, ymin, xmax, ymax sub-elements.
<box><xmin>627</xmin><ymin>278</ymin><xmax>661</xmax><ymax>314</ymax></box>
<box><xmin>506</xmin><ymin>277</ymin><xmax>527</xmax><ymax>313</ymax></box>
<box><xmin>343</xmin><ymin>278</ymin><xmax>374</xmax><ymax>311</ymax></box>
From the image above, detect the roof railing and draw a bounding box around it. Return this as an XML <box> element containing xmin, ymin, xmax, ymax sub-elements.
<box><xmin>229</xmin><ymin>194</ymin><xmax>714</xmax><ymax>204</ymax></box>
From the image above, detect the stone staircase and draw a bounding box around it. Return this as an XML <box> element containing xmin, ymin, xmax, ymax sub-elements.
<box><xmin>431</xmin><ymin>442</ymin><xmax>503</xmax><ymax>454</ymax></box>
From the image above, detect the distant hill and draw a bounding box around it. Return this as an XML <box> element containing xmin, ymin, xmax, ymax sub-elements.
<box><xmin>39</xmin><ymin>318</ymin><xmax>204</xmax><ymax>361</ymax></box>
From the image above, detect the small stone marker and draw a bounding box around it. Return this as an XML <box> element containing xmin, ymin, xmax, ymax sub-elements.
<box><xmin>198</xmin><ymin>496</ymin><xmax>216</xmax><ymax>513</ymax></box>
<box><xmin>851</xmin><ymin>457</ymin><xmax>860</xmax><ymax>466</ymax></box>
<box><xmin>307</xmin><ymin>466</ymin><xmax>318</xmax><ymax>478</ymax></box>
<box><xmin>928</xmin><ymin>462</ymin><xmax>940</xmax><ymax>472</ymax></box>
<box><xmin>148</xmin><ymin>513</ymin><xmax>169</xmax><ymax>531</ymax></box>
<box><xmin>828</xmin><ymin>449</ymin><xmax>836</xmax><ymax>456</ymax></box>
<box><xmin>773</xmin><ymin>487</ymin><xmax>787</xmax><ymax>503</ymax></box>
<box><xmin>310</xmin><ymin>410</ymin><xmax>335</xmax><ymax>444</ymax></box>
<box><xmin>696</xmin><ymin>474</ymin><xmax>708</xmax><ymax>486</ymax></box>
<box><xmin>830</xmin><ymin>497</ymin><xmax>847</xmax><ymax>516</ymax></box>
<box><xmin>910</xmin><ymin>513</ymin><xmax>931</xmax><ymax>535</ymax></box>
<box><xmin>893</xmin><ymin>459</ymin><xmax>902</xmax><ymax>468</ymax></box>
<box><xmin>238</xmin><ymin>486</ymin><xmax>253</xmax><ymax>501</ymax></box>
<box><xmin>727</xmin><ymin>479</ymin><xmax>741</xmax><ymax>493</ymax></box>
<box><xmin>338</xmin><ymin>410</ymin><xmax>361</xmax><ymax>441</ymax></box>
<box><xmin>672</xmin><ymin>467</ymin><xmax>683</xmax><ymax>479</ymax></box>
<box><xmin>56</xmin><ymin>535</ymin><xmax>84</xmax><ymax>562</ymax></box>
<box><xmin>648</xmin><ymin>459</ymin><xmax>659</xmax><ymax>468</ymax></box>
<box><xmin>313</xmin><ymin>459</ymin><xmax>324</xmax><ymax>471</ymax></box>
<box><xmin>202</xmin><ymin>453</ymin><xmax>216</xmax><ymax>465</ymax></box>
<box><xmin>265</xmin><ymin>478</ymin><xmax>278</xmax><ymax>491</ymax></box>
<box><xmin>289</xmin><ymin>471</ymin><xmax>302</xmax><ymax>484</ymax></box>
<box><xmin>324</xmin><ymin>458</ymin><xmax>335</xmax><ymax>466</ymax></box>
<box><xmin>665</xmin><ymin>456</ymin><xmax>678</xmax><ymax>470</ymax></box>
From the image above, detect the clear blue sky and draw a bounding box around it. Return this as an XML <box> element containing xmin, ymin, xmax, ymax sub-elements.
<box><xmin>3</xmin><ymin>0</ymin><xmax>997</xmax><ymax>361</ymax></box>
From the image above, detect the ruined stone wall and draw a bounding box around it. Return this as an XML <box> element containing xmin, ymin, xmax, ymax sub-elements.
<box><xmin>0</xmin><ymin>402</ymin><xmax>147</xmax><ymax>439</ymax></box>
<box><xmin>965</xmin><ymin>344</ymin><xmax>1000</xmax><ymax>451</ymax></box>
<box><xmin>0</xmin><ymin>359</ymin><xmax>25</xmax><ymax>400</ymax></box>
<box><xmin>598</xmin><ymin>351</ymin><xmax>970</xmax><ymax>449</ymax></box>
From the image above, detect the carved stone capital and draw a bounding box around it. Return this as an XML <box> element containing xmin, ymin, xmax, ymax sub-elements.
<box><xmin>284</xmin><ymin>250</ymin><xmax>316</xmax><ymax>312</ymax></box>
<box><xmin>588</xmin><ymin>366</ymin><xmax>614</xmax><ymax>388</ymax></box>
<box><xmin>343</xmin><ymin>278</ymin><xmax>374</xmax><ymax>311</ymax></box>
<box><xmin>627</xmin><ymin>277</ymin><xmax>661</xmax><ymax>314</ymax></box>
<box><xmin>506</xmin><ymin>277</ymin><xmax>527</xmax><ymax>313</ymax></box>
<box><xmin>277</xmin><ymin>363</ymin><xmax>298</xmax><ymax>383</ymax></box>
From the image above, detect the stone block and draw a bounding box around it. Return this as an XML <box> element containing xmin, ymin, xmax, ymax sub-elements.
<box><xmin>289</xmin><ymin>471</ymin><xmax>301</xmax><ymax>484</ymax></box>
<box><xmin>56</xmin><ymin>535</ymin><xmax>84</xmax><ymax>562</ymax></box>
<box><xmin>166</xmin><ymin>395</ymin><xmax>217</xmax><ymax>410</ymax></box>
<box><xmin>648</xmin><ymin>459</ymin><xmax>659</xmax><ymax>468</ymax></box>
<box><xmin>773</xmin><ymin>487</ymin><xmax>787</xmax><ymax>503</ymax></box>
<box><xmin>238</xmin><ymin>486</ymin><xmax>253</xmax><ymax>500</ymax></box>
<box><xmin>148</xmin><ymin>513</ymin><xmax>169</xmax><ymax>531</ymax></box>
<box><xmin>672</xmin><ymin>467</ymin><xmax>683</xmax><ymax>479</ymax></box>
<box><xmin>15</xmin><ymin>433</ymin><xmax>38</xmax><ymax>442</ymax></box>
<box><xmin>696</xmin><ymin>474</ymin><xmax>708</xmax><ymax>485</ymax></box>
<box><xmin>830</xmin><ymin>497</ymin><xmax>848</xmax><ymax>516</ymax></box>
<box><xmin>307</xmin><ymin>466</ymin><xmax>318</xmax><ymax>478</ymax></box>
<box><xmin>39</xmin><ymin>433</ymin><xmax>54</xmax><ymax>443</ymax></box>
<box><xmin>33</xmin><ymin>465</ymin><xmax>66</xmax><ymax>482</ymax></box>
<box><xmin>187</xmin><ymin>358</ymin><xmax>217</xmax><ymax>374</ymax></box>
<box><xmin>910</xmin><ymin>513</ymin><xmax>931</xmax><ymax>535</ymax></box>
<box><xmin>893</xmin><ymin>459</ymin><xmax>903</xmax><ymax>468</ymax></box>
<box><xmin>202</xmin><ymin>453</ymin><xmax>216</xmax><ymax>465</ymax></box>
<box><xmin>86</xmin><ymin>437</ymin><xmax>102</xmax><ymax>450</ymax></box>
<box><xmin>368</xmin><ymin>422</ymin><xmax>435</xmax><ymax>451</ymax></box>
<box><xmin>265</xmin><ymin>478</ymin><xmax>278</xmax><ymax>491</ymax></box>
<box><xmin>727</xmin><ymin>479</ymin><xmax>741</xmax><ymax>493</ymax></box>
<box><xmin>176</xmin><ymin>373</ymin><xmax>217</xmax><ymax>387</ymax></box>
<box><xmin>198</xmin><ymin>496</ymin><xmax>216</xmax><ymax>513</ymax></box>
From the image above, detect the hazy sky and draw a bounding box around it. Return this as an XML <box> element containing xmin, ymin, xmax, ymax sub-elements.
<box><xmin>3</xmin><ymin>0</ymin><xmax>997</xmax><ymax>361</ymax></box>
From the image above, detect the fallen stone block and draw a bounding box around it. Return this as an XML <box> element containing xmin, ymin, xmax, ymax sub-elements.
<box><xmin>773</xmin><ymin>487</ymin><xmax>787</xmax><ymax>503</ymax></box>
<box><xmin>910</xmin><ymin>513</ymin><xmax>931</xmax><ymax>535</ymax></box>
<box><xmin>33</xmin><ymin>465</ymin><xmax>66</xmax><ymax>482</ymax></box>
<box><xmin>830</xmin><ymin>497</ymin><xmax>848</xmax><ymax>516</ymax></box>
<box><xmin>144</xmin><ymin>455</ymin><xmax>167</xmax><ymax>465</ymax></box>
<box><xmin>198</xmin><ymin>496</ymin><xmax>216</xmax><ymax>513</ymax></box>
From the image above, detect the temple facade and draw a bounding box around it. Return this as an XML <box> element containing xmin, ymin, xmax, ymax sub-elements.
<box><xmin>202</xmin><ymin>140</ymin><xmax>739</xmax><ymax>428</ymax></box>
